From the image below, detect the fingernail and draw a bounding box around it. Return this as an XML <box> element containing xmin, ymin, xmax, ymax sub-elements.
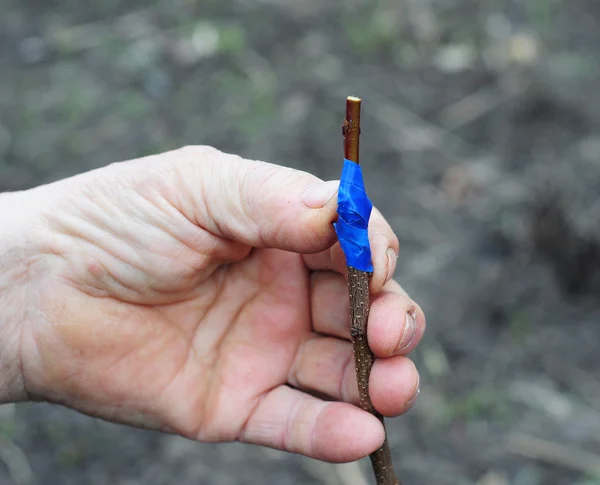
<box><xmin>301</xmin><ymin>181</ymin><xmax>339</xmax><ymax>208</ymax></box>
<box><xmin>406</xmin><ymin>386</ymin><xmax>420</xmax><ymax>409</ymax></box>
<box><xmin>394</xmin><ymin>310</ymin><xmax>417</xmax><ymax>354</ymax></box>
<box><xmin>386</xmin><ymin>248</ymin><xmax>398</xmax><ymax>282</ymax></box>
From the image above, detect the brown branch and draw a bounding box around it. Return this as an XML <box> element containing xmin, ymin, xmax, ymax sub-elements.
<box><xmin>342</xmin><ymin>96</ymin><xmax>400</xmax><ymax>485</ymax></box>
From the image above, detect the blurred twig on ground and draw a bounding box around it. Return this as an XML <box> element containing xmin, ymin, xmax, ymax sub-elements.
<box><xmin>506</xmin><ymin>433</ymin><xmax>600</xmax><ymax>477</ymax></box>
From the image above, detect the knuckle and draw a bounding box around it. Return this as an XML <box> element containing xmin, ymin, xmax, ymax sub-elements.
<box><xmin>177</xmin><ymin>145</ymin><xmax>223</xmax><ymax>162</ymax></box>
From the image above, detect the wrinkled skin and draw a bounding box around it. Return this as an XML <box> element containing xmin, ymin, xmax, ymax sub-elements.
<box><xmin>0</xmin><ymin>146</ymin><xmax>425</xmax><ymax>463</ymax></box>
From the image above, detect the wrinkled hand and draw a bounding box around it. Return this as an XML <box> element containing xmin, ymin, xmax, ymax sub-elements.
<box><xmin>0</xmin><ymin>147</ymin><xmax>425</xmax><ymax>462</ymax></box>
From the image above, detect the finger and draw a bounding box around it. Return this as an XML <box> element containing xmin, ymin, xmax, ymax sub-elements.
<box><xmin>311</xmin><ymin>274</ymin><xmax>425</xmax><ymax>357</ymax></box>
<box><xmin>303</xmin><ymin>207</ymin><xmax>399</xmax><ymax>293</ymax></box>
<box><xmin>367</xmin><ymin>280</ymin><xmax>426</xmax><ymax>357</ymax></box>
<box><xmin>169</xmin><ymin>146</ymin><xmax>340</xmax><ymax>254</ymax></box>
<box><xmin>238</xmin><ymin>385</ymin><xmax>385</xmax><ymax>462</ymax></box>
<box><xmin>288</xmin><ymin>335</ymin><xmax>420</xmax><ymax>417</ymax></box>
<box><xmin>309</xmin><ymin>271</ymin><xmax>349</xmax><ymax>339</ymax></box>
<box><xmin>370</xmin><ymin>356</ymin><xmax>420</xmax><ymax>417</ymax></box>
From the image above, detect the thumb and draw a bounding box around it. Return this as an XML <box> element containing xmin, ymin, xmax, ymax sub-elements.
<box><xmin>173</xmin><ymin>146</ymin><xmax>340</xmax><ymax>253</ymax></box>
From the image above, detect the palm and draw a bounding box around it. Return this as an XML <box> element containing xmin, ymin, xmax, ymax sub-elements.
<box><xmin>30</xmin><ymin>218</ymin><xmax>310</xmax><ymax>441</ymax></box>
<box><xmin>109</xmin><ymin>247</ymin><xmax>311</xmax><ymax>441</ymax></box>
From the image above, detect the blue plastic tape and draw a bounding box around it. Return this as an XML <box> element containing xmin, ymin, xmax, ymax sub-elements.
<box><xmin>334</xmin><ymin>159</ymin><xmax>374</xmax><ymax>272</ymax></box>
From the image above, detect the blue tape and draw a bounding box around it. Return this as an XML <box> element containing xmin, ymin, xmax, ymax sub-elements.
<box><xmin>334</xmin><ymin>159</ymin><xmax>373</xmax><ymax>272</ymax></box>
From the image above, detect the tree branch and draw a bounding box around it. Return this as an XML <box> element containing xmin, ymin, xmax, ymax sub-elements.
<box><xmin>342</xmin><ymin>96</ymin><xmax>400</xmax><ymax>485</ymax></box>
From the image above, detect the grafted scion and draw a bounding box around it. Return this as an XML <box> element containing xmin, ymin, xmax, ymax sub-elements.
<box><xmin>342</xmin><ymin>98</ymin><xmax>400</xmax><ymax>485</ymax></box>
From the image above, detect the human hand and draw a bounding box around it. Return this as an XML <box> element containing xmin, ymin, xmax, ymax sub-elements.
<box><xmin>0</xmin><ymin>146</ymin><xmax>425</xmax><ymax>462</ymax></box>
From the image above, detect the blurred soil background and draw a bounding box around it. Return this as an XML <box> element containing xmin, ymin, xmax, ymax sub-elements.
<box><xmin>2</xmin><ymin>0</ymin><xmax>600</xmax><ymax>484</ymax></box>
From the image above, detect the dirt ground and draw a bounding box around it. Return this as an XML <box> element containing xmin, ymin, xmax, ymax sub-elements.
<box><xmin>1</xmin><ymin>1</ymin><xmax>600</xmax><ymax>484</ymax></box>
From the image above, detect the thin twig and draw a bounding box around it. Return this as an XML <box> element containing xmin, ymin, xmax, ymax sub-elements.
<box><xmin>0</xmin><ymin>433</ymin><xmax>35</xmax><ymax>485</ymax></box>
<box><xmin>437</xmin><ymin>70</ymin><xmax>531</xmax><ymax>130</ymax></box>
<box><xmin>505</xmin><ymin>433</ymin><xmax>600</xmax><ymax>477</ymax></box>
<box><xmin>541</xmin><ymin>354</ymin><xmax>600</xmax><ymax>413</ymax></box>
<box><xmin>343</xmin><ymin>96</ymin><xmax>400</xmax><ymax>485</ymax></box>
<box><xmin>360</xmin><ymin>85</ymin><xmax>480</xmax><ymax>158</ymax></box>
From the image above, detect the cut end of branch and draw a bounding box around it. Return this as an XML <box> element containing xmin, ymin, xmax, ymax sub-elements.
<box><xmin>343</xmin><ymin>97</ymin><xmax>362</xmax><ymax>164</ymax></box>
